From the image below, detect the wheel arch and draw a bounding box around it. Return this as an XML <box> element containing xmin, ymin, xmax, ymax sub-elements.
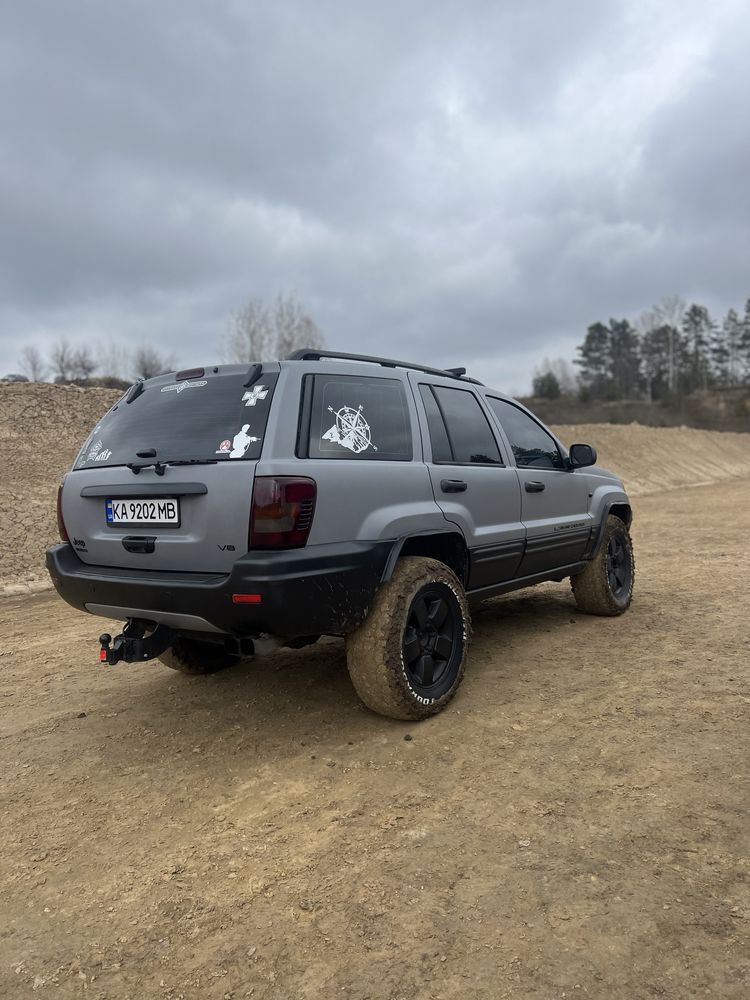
<box><xmin>585</xmin><ymin>497</ymin><xmax>633</xmax><ymax>559</ymax></box>
<box><xmin>382</xmin><ymin>530</ymin><xmax>469</xmax><ymax>586</ymax></box>
<box><xmin>608</xmin><ymin>502</ymin><xmax>633</xmax><ymax>528</ymax></box>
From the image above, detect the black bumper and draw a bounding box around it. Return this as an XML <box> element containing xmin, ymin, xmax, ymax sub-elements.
<box><xmin>46</xmin><ymin>541</ymin><xmax>394</xmax><ymax>638</ymax></box>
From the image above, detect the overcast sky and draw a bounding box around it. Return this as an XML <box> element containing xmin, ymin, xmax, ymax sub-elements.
<box><xmin>1</xmin><ymin>0</ymin><xmax>749</xmax><ymax>392</ymax></box>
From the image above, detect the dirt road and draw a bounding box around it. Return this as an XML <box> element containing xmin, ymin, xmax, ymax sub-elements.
<box><xmin>1</xmin><ymin>479</ymin><xmax>748</xmax><ymax>999</ymax></box>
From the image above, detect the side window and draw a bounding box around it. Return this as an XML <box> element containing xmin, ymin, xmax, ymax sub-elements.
<box><xmin>422</xmin><ymin>385</ymin><xmax>502</xmax><ymax>465</ymax></box>
<box><xmin>418</xmin><ymin>385</ymin><xmax>452</xmax><ymax>463</ymax></box>
<box><xmin>486</xmin><ymin>397</ymin><xmax>564</xmax><ymax>470</ymax></box>
<box><xmin>305</xmin><ymin>375</ymin><xmax>412</xmax><ymax>461</ymax></box>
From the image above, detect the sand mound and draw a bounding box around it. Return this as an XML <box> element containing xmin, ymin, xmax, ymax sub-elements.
<box><xmin>2</xmin><ymin>383</ymin><xmax>749</xmax><ymax>594</ymax></box>
<box><xmin>1</xmin><ymin>383</ymin><xmax>121</xmax><ymax>594</ymax></box>
<box><xmin>552</xmin><ymin>423</ymin><xmax>750</xmax><ymax>496</ymax></box>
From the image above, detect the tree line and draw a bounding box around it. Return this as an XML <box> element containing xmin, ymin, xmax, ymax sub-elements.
<box><xmin>565</xmin><ymin>296</ymin><xmax>750</xmax><ymax>402</ymax></box>
<box><xmin>12</xmin><ymin>292</ymin><xmax>324</xmax><ymax>386</ymax></box>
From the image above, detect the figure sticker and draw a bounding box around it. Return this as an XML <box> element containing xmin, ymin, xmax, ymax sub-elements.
<box><xmin>242</xmin><ymin>385</ymin><xmax>268</xmax><ymax>406</ymax></box>
<box><xmin>229</xmin><ymin>424</ymin><xmax>259</xmax><ymax>458</ymax></box>
<box><xmin>322</xmin><ymin>404</ymin><xmax>377</xmax><ymax>454</ymax></box>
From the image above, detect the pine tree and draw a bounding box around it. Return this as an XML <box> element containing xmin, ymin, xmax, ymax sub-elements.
<box><xmin>739</xmin><ymin>299</ymin><xmax>750</xmax><ymax>385</ymax></box>
<box><xmin>641</xmin><ymin>325</ymin><xmax>673</xmax><ymax>401</ymax></box>
<box><xmin>576</xmin><ymin>322</ymin><xmax>612</xmax><ymax>398</ymax></box>
<box><xmin>710</xmin><ymin>309</ymin><xmax>741</xmax><ymax>387</ymax></box>
<box><xmin>608</xmin><ymin>319</ymin><xmax>642</xmax><ymax>398</ymax></box>
<box><xmin>681</xmin><ymin>304</ymin><xmax>713</xmax><ymax>393</ymax></box>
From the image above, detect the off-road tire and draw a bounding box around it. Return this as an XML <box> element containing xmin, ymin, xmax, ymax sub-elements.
<box><xmin>159</xmin><ymin>637</ymin><xmax>240</xmax><ymax>675</ymax></box>
<box><xmin>571</xmin><ymin>515</ymin><xmax>634</xmax><ymax>616</ymax></box>
<box><xmin>346</xmin><ymin>556</ymin><xmax>471</xmax><ymax>721</ymax></box>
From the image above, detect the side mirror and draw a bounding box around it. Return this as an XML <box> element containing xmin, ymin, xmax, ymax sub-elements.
<box><xmin>568</xmin><ymin>443</ymin><xmax>597</xmax><ymax>469</ymax></box>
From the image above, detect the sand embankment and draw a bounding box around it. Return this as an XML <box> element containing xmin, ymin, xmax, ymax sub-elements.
<box><xmin>2</xmin><ymin>382</ymin><xmax>749</xmax><ymax>593</ymax></box>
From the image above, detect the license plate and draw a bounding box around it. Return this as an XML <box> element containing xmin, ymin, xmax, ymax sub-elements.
<box><xmin>106</xmin><ymin>498</ymin><xmax>180</xmax><ymax>526</ymax></box>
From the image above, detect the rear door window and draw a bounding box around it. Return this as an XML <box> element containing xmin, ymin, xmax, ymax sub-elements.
<box><xmin>423</xmin><ymin>385</ymin><xmax>503</xmax><ymax>465</ymax></box>
<box><xmin>73</xmin><ymin>371</ymin><xmax>278</xmax><ymax>469</ymax></box>
<box><xmin>418</xmin><ymin>386</ymin><xmax>452</xmax><ymax>463</ymax></box>
<box><xmin>486</xmin><ymin>397</ymin><xmax>564</xmax><ymax>469</ymax></box>
<box><xmin>303</xmin><ymin>374</ymin><xmax>412</xmax><ymax>460</ymax></box>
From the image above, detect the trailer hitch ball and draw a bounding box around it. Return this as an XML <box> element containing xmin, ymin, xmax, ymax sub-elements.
<box><xmin>96</xmin><ymin>622</ymin><xmax>176</xmax><ymax>666</ymax></box>
<box><xmin>99</xmin><ymin>633</ymin><xmax>112</xmax><ymax>663</ymax></box>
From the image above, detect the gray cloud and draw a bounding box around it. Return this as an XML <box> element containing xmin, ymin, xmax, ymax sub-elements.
<box><xmin>1</xmin><ymin>0</ymin><xmax>749</xmax><ymax>391</ymax></box>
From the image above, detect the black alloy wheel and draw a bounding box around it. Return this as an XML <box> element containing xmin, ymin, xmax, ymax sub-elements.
<box><xmin>402</xmin><ymin>583</ymin><xmax>462</xmax><ymax>699</ymax></box>
<box><xmin>606</xmin><ymin>532</ymin><xmax>632</xmax><ymax>599</ymax></box>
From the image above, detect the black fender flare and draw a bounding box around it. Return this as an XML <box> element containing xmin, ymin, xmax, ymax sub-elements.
<box><xmin>584</xmin><ymin>501</ymin><xmax>633</xmax><ymax>560</ymax></box>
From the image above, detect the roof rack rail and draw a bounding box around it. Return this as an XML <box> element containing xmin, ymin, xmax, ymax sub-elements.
<box><xmin>286</xmin><ymin>349</ymin><xmax>484</xmax><ymax>385</ymax></box>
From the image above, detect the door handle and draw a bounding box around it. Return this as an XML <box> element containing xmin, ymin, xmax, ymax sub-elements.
<box><xmin>440</xmin><ymin>479</ymin><xmax>468</xmax><ymax>493</ymax></box>
<box><xmin>524</xmin><ymin>481</ymin><xmax>546</xmax><ymax>493</ymax></box>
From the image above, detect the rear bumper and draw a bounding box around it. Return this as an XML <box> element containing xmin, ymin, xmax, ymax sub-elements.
<box><xmin>46</xmin><ymin>541</ymin><xmax>393</xmax><ymax>638</ymax></box>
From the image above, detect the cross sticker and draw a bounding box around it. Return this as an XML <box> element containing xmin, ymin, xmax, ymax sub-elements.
<box><xmin>242</xmin><ymin>385</ymin><xmax>269</xmax><ymax>406</ymax></box>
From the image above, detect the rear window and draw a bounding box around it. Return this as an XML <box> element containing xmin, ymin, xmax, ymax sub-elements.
<box><xmin>73</xmin><ymin>371</ymin><xmax>278</xmax><ymax>470</ymax></box>
<box><xmin>302</xmin><ymin>374</ymin><xmax>412</xmax><ymax>461</ymax></box>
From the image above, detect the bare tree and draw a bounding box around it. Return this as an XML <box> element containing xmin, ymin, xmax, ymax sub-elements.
<box><xmin>132</xmin><ymin>344</ymin><xmax>176</xmax><ymax>381</ymax></box>
<box><xmin>18</xmin><ymin>344</ymin><xmax>46</xmax><ymax>381</ymax></box>
<box><xmin>96</xmin><ymin>341</ymin><xmax>129</xmax><ymax>382</ymax></box>
<box><xmin>49</xmin><ymin>338</ymin><xmax>76</xmax><ymax>382</ymax></box>
<box><xmin>70</xmin><ymin>347</ymin><xmax>97</xmax><ymax>381</ymax></box>
<box><xmin>273</xmin><ymin>292</ymin><xmax>324</xmax><ymax>358</ymax></box>
<box><xmin>534</xmin><ymin>356</ymin><xmax>577</xmax><ymax>395</ymax></box>
<box><xmin>223</xmin><ymin>292</ymin><xmax>324</xmax><ymax>363</ymax></box>
<box><xmin>223</xmin><ymin>298</ymin><xmax>274</xmax><ymax>363</ymax></box>
<box><xmin>651</xmin><ymin>295</ymin><xmax>685</xmax><ymax>395</ymax></box>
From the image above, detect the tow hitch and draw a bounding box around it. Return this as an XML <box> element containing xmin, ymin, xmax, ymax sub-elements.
<box><xmin>99</xmin><ymin>620</ymin><xmax>176</xmax><ymax>665</ymax></box>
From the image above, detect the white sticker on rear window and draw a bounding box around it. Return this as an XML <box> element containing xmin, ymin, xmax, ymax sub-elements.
<box><xmin>160</xmin><ymin>379</ymin><xmax>207</xmax><ymax>394</ymax></box>
<box><xmin>322</xmin><ymin>404</ymin><xmax>377</xmax><ymax>454</ymax></box>
<box><xmin>215</xmin><ymin>438</ymin><xmax>231</xmax><ymax>454</ymax></box>
<box><xmin>229</xmin><ymin>424</ymin><xmax>259</xmax><ymax>458</ymax></box>
<box><xmin>242</xmin><ymin>385</ymin><xmax>269</xmax><ymax>406</ymax></box>
<box><xmin>88</xmin><ymin>439</ymin><xmax>103</xmax><ymax>460</ymax></box>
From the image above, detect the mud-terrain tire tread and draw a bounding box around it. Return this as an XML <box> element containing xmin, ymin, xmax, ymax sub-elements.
<box><xmin>159</xmin><ymin>637</ymin><xmax>240</xmax><ymax>675</ymax></box>
<box><xmin>346</xmin><ymin>556</ymin><xmax>471</xmax><ymax>721</ymax></box>
<box><xmin>571</xmin><ymin>515</ymin><xmax>635</xmax><ymax>616</ymax></box>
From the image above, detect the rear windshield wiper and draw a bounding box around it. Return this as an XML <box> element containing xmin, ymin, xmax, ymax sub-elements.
<box><xmin>127</xmin><ymin>458</ymin><xmax>219</xmax><ymax>475</ymax></box>
<box><xmin>128</xmin><ymin>460</ymin><xmax>166</xmax><ymax>476</ymax></box>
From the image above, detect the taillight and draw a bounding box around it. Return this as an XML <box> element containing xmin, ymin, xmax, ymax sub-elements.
<box><xmin>250</xmin><ymin>477</ymin><xmax>316</xmax><ymax>549</ymax></box>
<box><xmin>57</xmin><ymin>480</ymin><xmax>69</xmax><ymax>542</ymax></box>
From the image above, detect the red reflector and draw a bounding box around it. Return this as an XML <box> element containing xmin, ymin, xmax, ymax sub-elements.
<box><xmin>99</xmin><ymin>649</ymin><xmax>108</xmax><ymax>662</ymax></box>
<box><xmin>232</xmin><ymin>594</ymin><xmax>262</xmax><ymax>604</ymax></box>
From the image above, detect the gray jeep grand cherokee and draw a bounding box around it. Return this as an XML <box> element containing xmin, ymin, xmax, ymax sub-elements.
<box><xmin>47</xmin><ymin>349</ymin><xmax>635</xmax><ymax>720</ymax></box>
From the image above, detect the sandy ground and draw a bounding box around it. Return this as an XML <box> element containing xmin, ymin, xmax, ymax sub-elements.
<box><xmin>1</xmin><ymin>477</ymin><xmax>748</xmax><ymax>999</ymax></box>
<box><xmin>3</xmin><ymin>382</ymin><xmax>750</xmax><ymax>594</ymax></box>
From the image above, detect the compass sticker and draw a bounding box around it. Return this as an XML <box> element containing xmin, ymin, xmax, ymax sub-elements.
<box><xmin>322</xmin><ymin>404</ymin><xmax>377</xmax><ymax>454</ymax></box>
